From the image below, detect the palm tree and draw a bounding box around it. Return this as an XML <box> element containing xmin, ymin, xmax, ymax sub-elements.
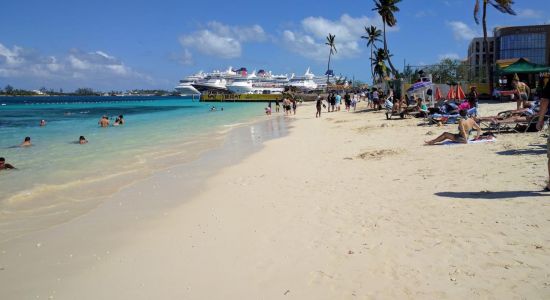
<box><xmin>373</xmin><ymin>0</ymin><xmax>401</xmax><ymax>78</ymax></box>
<box><xmin>325</xmin><ymin>33</ymin><xmax>337</xmax><ymax>87</ymax></box>
<box><xmin>372</xmin><ymin>48</ymin><xmax>389</xmax><ymax>83</ymax></box>
<box><xmin>474</xmin><ymin>0</ymin><xmax>516</xmax><ymax>92</ymax></box>
<box><xmin>361</xmin><ymin>25</ymin><xmax>382</xmax><ymax>85</ymax></box>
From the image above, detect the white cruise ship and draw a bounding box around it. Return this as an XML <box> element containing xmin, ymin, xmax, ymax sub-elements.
<box><xmin>176</xmin><ymin>67</ymin><xmax>324</xmax><ymax>95</ymax></box>
<box><xmin>174</xmin><ymin>72</ymin><xmax>205</xmax><ymax>96</ymax></box>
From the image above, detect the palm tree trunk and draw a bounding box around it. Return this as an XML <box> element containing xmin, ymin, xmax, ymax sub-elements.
<box><xmin>370</xmin><ymin>44</ymin><xmax>374</xmax><ymax>85</ymax></box>
<box><xmin>326</xmin><ymin>52</ymin><xmax>332</xmax><ymax>87</ymax></box>
<box><xmin>383</xmin><ymin>22</ymin><xmax>398</xmax><ymax>78</ymax></box>
<box><xmin>482</xmin><ymin>1</ymin><xmax>493</xmax><ymax>94</ymax></box>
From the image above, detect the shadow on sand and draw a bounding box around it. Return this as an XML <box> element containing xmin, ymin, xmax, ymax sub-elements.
<box><xmin>495</xmin><ymin>144</ymin><xmax>546</xmax><ymax>156</ymax></box>
<box><xmin>435</xmin><ymin>190</ymin><xmax>549</xmax><ymax>200</ymax></box>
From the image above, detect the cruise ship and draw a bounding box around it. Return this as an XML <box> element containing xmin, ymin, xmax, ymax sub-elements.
<box><xmin>175</xmin><ymin>67</ymin><xmax>325</xmax><ymax>95</ymax></box>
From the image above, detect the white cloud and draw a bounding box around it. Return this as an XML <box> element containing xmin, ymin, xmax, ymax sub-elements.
<box><xmin>0</xmin><ymin>42</ymin><xmax>154</xmax><ymax>89</ymax></box>
<box><xmin>179</xmin><ymin>22</ymin><xmax>267</xmax><ymax>59</ymax></box>
<box><xmin>282</xmin><ymin>14</ymin><xmax>392</xmax><ymax>61</ymax></box>
<box><xmin>438</xmin><ymin>53</ymin><xmax>460</xmax><ymax>60</ymax></box>
<box><xmin>447</xmin><ymin>21</ymin><xmax>480</xmax><ymax>41</ymax></box>
<box><xmin>516</xmin><ymin>8</ymin><xmax>542</xmax><ymax>19</ymax></box>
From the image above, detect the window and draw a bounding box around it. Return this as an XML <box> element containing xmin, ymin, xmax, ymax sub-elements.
<box><xmin>499</xmin><ymin>32</ymin><xmax>546</xmax><ymax>64</ymax></box>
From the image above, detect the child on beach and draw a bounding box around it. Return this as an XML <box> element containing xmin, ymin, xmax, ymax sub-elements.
<box><xmin>316</xmin><ymin>97</ymin><xmax>323</xmax><ymax>118</ymax></box>
<box><xmin>265</xmin><ymin>107</ymin><xmax>272</xmax><ymax>115</ymax></box>
<box><xmin>79</xmin><ymin>136</ymin><xmax>88</xmax><ymax>144</ymax></box>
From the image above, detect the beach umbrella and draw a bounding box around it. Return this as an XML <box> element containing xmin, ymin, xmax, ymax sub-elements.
<box><xmin>456</xmin><ymin>85</ymin><xmax>466</xmax><ymax>100</ymax></box>
<box><xmin>446</xmin><ymin>85</ymin><xmax>456</xmax><ymax>99</ymax></box>
<box><xmin>435</xmin><ymin>87</ymin><xmax>442</xmax><ymax>101</ymax></box>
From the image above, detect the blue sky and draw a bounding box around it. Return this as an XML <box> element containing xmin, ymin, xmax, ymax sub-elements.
<box><xmin>0</xmin><ymin>0</ymin><xmax>549</xmax><ymax>91</ymax></box>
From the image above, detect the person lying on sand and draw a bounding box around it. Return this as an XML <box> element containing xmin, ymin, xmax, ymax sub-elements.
<box><xmin>425</xmin><ymin>110</ymin><xmax>481</xmax><ymax>145</ymax></box>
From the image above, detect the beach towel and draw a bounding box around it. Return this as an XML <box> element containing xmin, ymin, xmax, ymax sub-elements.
<box><xmin>440</xmin><ymin>136</ymin><xmax>497</xmax><ymax>146</ymax></box>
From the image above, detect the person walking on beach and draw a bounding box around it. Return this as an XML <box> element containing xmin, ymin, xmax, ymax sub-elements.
<box><xmin>316</xmin><ymin>96</ymin><xmax>323</xmax><ymax>118</ymax></box>
<box><xmin>335</xmin><ymin>93</ymin><xmax>341</xmax><ymax>111</ymax></box>
<box><xmin>79</xmin><ymin>136</ymin><xmax>88</xmax><ymax>144</ymax></box>
<box><xmin>344</xmin><ymin>92</ymin><xmax>351</xmax><ymax>112</ymax></box>
<box><xmin>536</xmin><ymin>73</ymin><xmax>550</xmax><ymax>191</ymax></box>
<box><xmin>275</xmin><ymin>100</ymin><xmax>280</xmax><ymax>113</ymax></box>
<box><xmin>329</xmin><ymin>93</ymin><xmax>336</xmax><ymax>112</ymax></box>
<box><xmin>372</xmin><ymin>89</ymin><xmax>379</xmax><ymax>110</ymax></box>
<box><xmin>0</xmin><ymin>157</ymin><xmax>16</xmax><ymax>171</ymax></box>
<box><xmin>98</xmin><ymin>116</ymin><xmax>110</xmax><ymax>127</ymax></box>
<box><xmin>513</xmin><ymin>76</ymin><xmax>530</xmax><ymax>110</ymax></box>
<box><xmin>292</xmin><ymin>99</ymin><xmax>297</xmax><ymax>115</ymax></box>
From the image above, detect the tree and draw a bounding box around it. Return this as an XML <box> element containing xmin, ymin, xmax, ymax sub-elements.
<box><xmin>373</xmin><ymin>0</ymin><xmax>401</xmax><ymax>78</ymax></box>
<box><xmin>4</xmin><ymin>84</ymin><xmax>14</xmax><ymax>95</ymax></box>
<box><xmin>372</xmin><ymin>48</ymin><xmax>389</xmax><ymax>83</ymax></box>
<box><xmin>361</xmin><ymin>25</ymin><xmax>382</xmax><ymax>85</ymax></box>
<box><xmin>325</xmin><ymin>33</ymin><xmax>337</xmax><ymax>87</ymax></box>
<box><xmin>474</xmin><ymin>0</ymin><xmax>516</xmax><ymax>92</ymax></box>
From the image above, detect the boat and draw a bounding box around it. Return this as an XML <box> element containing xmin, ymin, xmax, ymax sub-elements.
<box><xmin>287</xmin><ymin>68</ymin><xmax>318</xmax><ymax>91</ymax></box>
<box><xmin>175</xmin><ymin>72</ymin><xmax>205</xmax><ymax>95</ymax></box>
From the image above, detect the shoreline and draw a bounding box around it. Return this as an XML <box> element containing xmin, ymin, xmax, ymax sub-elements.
<box><xmin>1</xmin><ymin>101</ymin><xmax>550</xmax><ymax>299</ymax></box>
<box><xmin>0</xmin><ymin>100</ymin><xmax>272</xmax><ymax>243</ymax></box>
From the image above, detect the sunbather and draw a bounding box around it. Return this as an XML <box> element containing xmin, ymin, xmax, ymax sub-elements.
<box><xmin>425</xmin><ymin>110</ymin><xmax>481</xmax><ymax>145</ymax></box>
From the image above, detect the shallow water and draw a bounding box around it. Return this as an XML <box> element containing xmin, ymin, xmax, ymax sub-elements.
<box><xmin>0</xmin><ymin>96</ymin><xmax>269</xmax><ymax>240</ymax></box>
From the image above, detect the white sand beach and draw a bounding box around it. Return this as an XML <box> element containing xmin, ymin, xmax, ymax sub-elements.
<box><xmin>1</xmin><ymin>101</ymin><xmax>549</xmax><ymax>299</ymax></box>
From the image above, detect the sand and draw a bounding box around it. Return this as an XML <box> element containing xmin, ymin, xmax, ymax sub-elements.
<box><xmin>1</xmin><ymin>100</ymin><xmax>549</xmax><ymax>299</ymax></box>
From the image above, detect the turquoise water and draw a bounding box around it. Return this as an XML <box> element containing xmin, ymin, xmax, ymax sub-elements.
<box><xmin>0</xmin><ymin>96</ymin><xmax>267</xmax><ymax>234</ymax></box>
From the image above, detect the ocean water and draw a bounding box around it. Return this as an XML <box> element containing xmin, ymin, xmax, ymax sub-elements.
<box><xmin>0</xmin><ymin>96</ymin><xmax>270</xmax><ymax>240</ymax></box>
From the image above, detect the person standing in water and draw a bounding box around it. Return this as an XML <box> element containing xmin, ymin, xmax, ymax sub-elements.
<box><xmin>98</xmin><ymin>116</ymin><xmax>110</xmax><ymax>127</ymax></box>
<box><xmin>275</xmin><ymin>100</ymin><xmax>280</xmax><ymax>113</ymax></box>
<box><xmin>39</xmin><ymin>120</ymin><xmax>46</xmax><ymax>127</ymax></box>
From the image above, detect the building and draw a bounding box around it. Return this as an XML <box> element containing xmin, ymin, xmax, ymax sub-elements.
<box><xmin>494</xmin><ymin>24</ymin><xmax>550</xmax><ymax>66</ymax></box>
<box><xmin>467</xmin><ymin>37</ymin><xmax>496</xmax><ymax>82</ymax></box>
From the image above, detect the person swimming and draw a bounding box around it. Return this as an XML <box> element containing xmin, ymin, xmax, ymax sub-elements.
<box><xmin>39</xmin><ymin>119</ymin><xmax>46</xmax><ymax>127</ymax></box>
<box><xmin>0</xmin><ymin>157</ymin><xmax>15</xmax><ymax>170</ymax></box>
<box><xmin>114</xmin><ymin>115</ymin><xmax>124</xmax><ymax>126</ymax></box>
<box><xmin>20</xmin><ymin>136</ymin><xmax>32</xmax><ymax>147</ymax></box>
<box><xmin>79</xmin><ymin>136</ymin><xmax>88</xmax><ymax>144</ymax></box>
<box><xmin>98</xmin><ymin>116</ymin><xmax>110</xmax><ymax>127</ymax></box>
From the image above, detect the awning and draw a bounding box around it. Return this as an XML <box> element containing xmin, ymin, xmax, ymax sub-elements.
<box><xmin>498</xmin><ymin>58</ymin><xmax>550</xmax><ymax>74</ymax></box>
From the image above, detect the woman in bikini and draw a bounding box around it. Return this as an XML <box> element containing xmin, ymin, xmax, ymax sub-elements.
<box><xmin>425</xmin><ymin>110</ymin><xmax>481</xmax><ymax>145</ymax></box>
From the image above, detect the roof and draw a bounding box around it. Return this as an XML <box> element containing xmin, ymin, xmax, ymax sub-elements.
<box><xmin>498</xmin><ymin>58</ymin><xmax>550</xmax><ymax>74</ymax></box>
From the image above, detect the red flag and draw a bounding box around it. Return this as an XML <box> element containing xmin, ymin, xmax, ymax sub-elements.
<box><xmin>435</xmin><ymin>87</ymin><xmax>442</xmax><ymax>101</ymax></box>
<box><xmin>456</xmin><ymin>85</ymin><xmax>466</xmax><ymax>100</ymax></box>
<box><xmin>446</xmin><ymin>86</ymin><xmax>456</xmax><ymax>100</ymax></box>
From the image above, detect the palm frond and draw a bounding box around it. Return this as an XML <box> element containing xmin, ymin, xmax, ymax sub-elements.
<box><xmin>474</xmin><ymin>0</ymin><xmax>480</xmax><ymax>24</ymax></box>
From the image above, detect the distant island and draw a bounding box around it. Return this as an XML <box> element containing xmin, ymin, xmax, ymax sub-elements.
<box><xmin>0</xmin><ymin>85</ymin><xmax>181</xmax><ymax>97</ymax></box>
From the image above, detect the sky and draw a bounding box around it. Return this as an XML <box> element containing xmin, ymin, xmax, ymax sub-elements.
<box><xmin>0</xmin><ymin>0</ymin><xmax>549</xmax><ymax>91</ymax></box>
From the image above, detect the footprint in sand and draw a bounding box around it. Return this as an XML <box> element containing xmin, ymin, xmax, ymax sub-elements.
<box><xmin>357</xmin><ymin>149</ymin><xmax>403</xmax><ymax>160</ymax></box>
